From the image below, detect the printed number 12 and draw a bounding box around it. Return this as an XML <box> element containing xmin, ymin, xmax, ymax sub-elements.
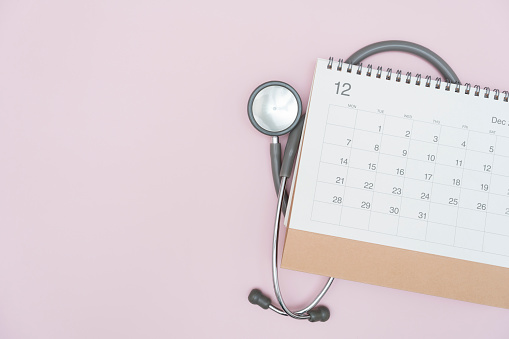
<box><xmin>335</xmin><ymin>82</ymin><xmax>351</xmax><ymax>96</ymax></box>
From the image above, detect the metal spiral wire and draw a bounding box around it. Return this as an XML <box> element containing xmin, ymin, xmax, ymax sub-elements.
<box><xmin>326</xmin><ymin>57</ymin><xmax>507</xmax><ymax>101</ymax></box>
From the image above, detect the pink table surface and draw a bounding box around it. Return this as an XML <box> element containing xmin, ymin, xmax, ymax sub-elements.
<box><xmin>1</xmin><ymin>1</ymin><xmax>509</xmax><ymax>338</ymax></box>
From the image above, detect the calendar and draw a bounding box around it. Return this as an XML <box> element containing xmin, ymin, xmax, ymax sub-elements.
<box><xmin>287</xmin><ymin>58</ymin><xmax>509</xmax><ymax>270</ymax></box>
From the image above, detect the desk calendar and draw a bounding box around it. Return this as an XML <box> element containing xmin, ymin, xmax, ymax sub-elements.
<box><xmin>282</xmin><ymin>58</ymin><xmax>509</xmax><ymax>308</ymax></box>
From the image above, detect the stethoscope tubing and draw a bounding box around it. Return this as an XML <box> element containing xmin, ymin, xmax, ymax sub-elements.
<box><xmin>270</xmin><ymin>176</ymin><xmax>335</xmax><ymax>319</ymax></box>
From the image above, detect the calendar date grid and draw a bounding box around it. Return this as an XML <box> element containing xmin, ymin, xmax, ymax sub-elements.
<box><xmin>323</xmin><ymin>122</ymin><xmax>509</xmax><ymax>161</ymax></box>
<box><xmin>311</xmin><ymin>104</ymin><xmax>359</xmax><ymax>220</ymax></box>
<box><xmin>314</xmin><ymin>182</ymin><xmax>508</xmax><ymax>220</ymax></box>
<box><xmin>481</xmin><ymin>135</ymin><xmax>499</xmax><ymax>250</ymax></box>
<box><xmin>316</xmin><ymin>158</ymin><xmax>509</xmax><ymax>200</ymax></box>
<box><xmin>310</xmin><ymin>105</ymin><xmax>509</xmax><ymax>256</ymax></box>
<box><xmin>322</xmin><ymin>140</ymin><xmax>509</xmax><ymax>167</ymax></box>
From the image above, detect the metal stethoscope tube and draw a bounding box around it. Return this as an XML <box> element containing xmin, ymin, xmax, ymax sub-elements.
<box><xmin>269</xmin><ymin>176</ymin><xmax>334</xmax><ymax>319</ymax></box>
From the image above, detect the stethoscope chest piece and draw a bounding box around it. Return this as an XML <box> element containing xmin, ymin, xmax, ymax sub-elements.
<box><xmin>247</xmin><ymin>81</ymin><xmax>302</xmax><ymax>136</ymax></box>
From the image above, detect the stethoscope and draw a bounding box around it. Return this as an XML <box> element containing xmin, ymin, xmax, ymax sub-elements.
<box><xmin>246</xmin><ymin>40</ymin><xmax>461</xmax><ymax>322</ymax></box>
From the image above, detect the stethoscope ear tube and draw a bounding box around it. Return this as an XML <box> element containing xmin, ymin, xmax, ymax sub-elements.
<box><xmin>269</xmin><ymin>115</ymin><xmax>305</xmax><ymax>215</ymax></box>
<box><xmin>270</xmin><ymin>143</ymin><xmax>288</xmax><ymax>213</ymax></box>
<box><xmin>280</xmin><ymin>115</ymin><xmax>305</xmax><ymax>178</ymax></box>
<box><xmin>270</xmin><ymin>176</ymin><xmax>333</xmax><ymax>321</ymax></box>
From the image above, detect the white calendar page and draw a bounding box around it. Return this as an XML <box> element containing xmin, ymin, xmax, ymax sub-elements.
<box><xmin>288</xmin><ymin>58</ymin><xmax>509</xmax><ymax>269</ymax></box>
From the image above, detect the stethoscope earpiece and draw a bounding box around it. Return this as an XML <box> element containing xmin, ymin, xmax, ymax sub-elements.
<box><xmin>248</xmin><ymin>289</ymin><xmax>271</xmax><ymax>309</ymax></box>
<box><xmin>248</xmin><ymin>288</ymin><xmax>330</xmax><ymax>322</ymax></box>
<box><xmin>307</xmin><ymin>306</ymin><xmax>330</xmax><ymax>323</ymax></box>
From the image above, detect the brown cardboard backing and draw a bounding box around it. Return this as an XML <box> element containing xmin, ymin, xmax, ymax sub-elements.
<box><xmin>281</xmin><ymin>228</ymin><xmax>509</xmax><ymax>308</ymax></box>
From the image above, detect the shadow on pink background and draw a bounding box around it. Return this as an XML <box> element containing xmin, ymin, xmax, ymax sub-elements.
<box><xmin>1</xmin><ymin>1</ymin><xmax>508</xmax><ymax>338</ymax></box>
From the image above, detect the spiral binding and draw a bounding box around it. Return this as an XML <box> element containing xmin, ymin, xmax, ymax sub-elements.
<box><xmin>327</xmin><ymin>57</ymin><xmax>508</xmax><ymax>102</ymax></box>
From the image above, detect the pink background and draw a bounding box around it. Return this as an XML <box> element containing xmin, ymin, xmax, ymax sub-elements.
<box><xmin>1</xmin><ymin>1</ymin><xmax>509</xmax><ymax>338</ymax></box>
